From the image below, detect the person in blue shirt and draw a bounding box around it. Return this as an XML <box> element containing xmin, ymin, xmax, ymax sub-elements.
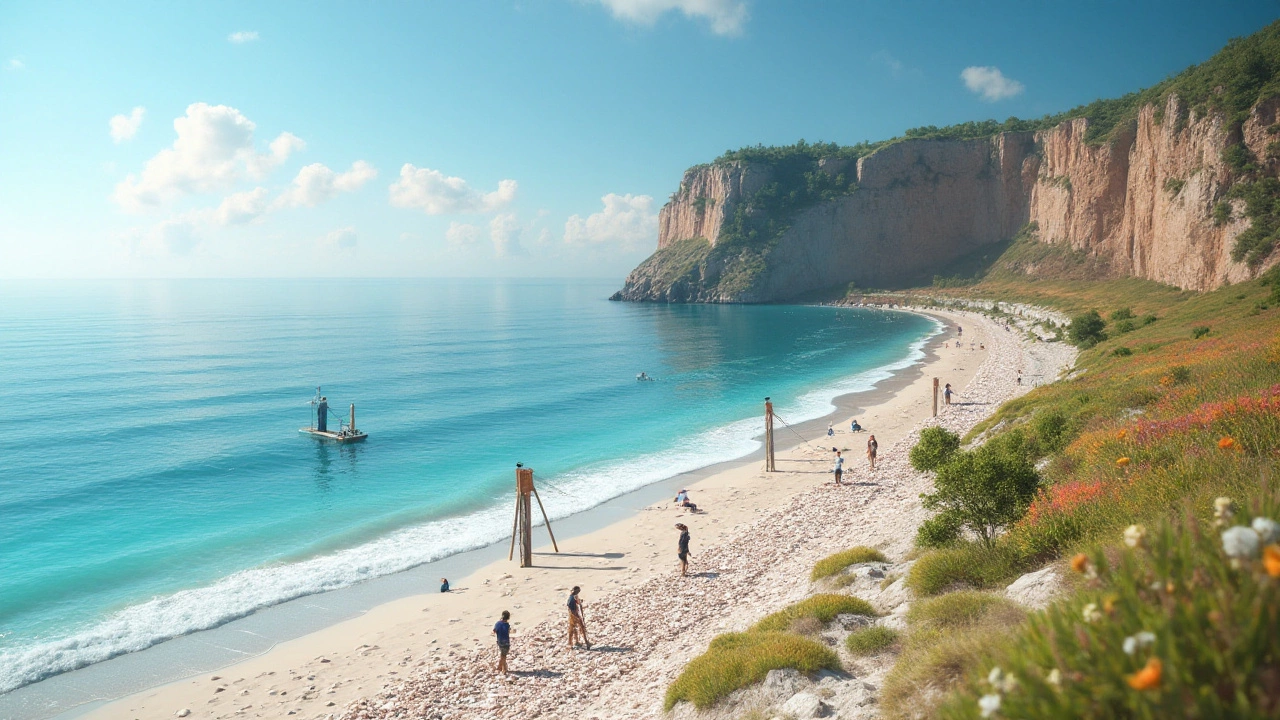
<box><xmin>833</xmin><ymin>451</ymin><xmax>844</xmax><ymax>485</ymax></box>
<box><xmin>493</xmin><ymin>610</ymin><xmax>511</xmax><ymax>674</ymax></box>
<box><xmin>439</xmin><ymin>577</ymin><xmax>450</xmax><ymax>593</ymax></box>
<box><xmin>567</xmin><ymin>586</ymin><xmax>591</xmax><ymax>649</ymax></box>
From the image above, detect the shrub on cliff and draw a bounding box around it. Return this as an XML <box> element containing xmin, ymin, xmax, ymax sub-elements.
<box><xmin>910</xmin><ymin>427</ymin><xmax>962</xmax><ymax>472</ymax></box>
<box><xmin>663</xmin><ymin>632</ymin><xmax>840</xmax><ymax>710</ymax></box>
<box><xmin>752</xmin><ymin>594</ymin><xmax>876</xmax><ymax>633</ymax></box>
<box><xmin>1067</xmin><ymin>310</ymin><xmax>1108</xmax><ymax>348</ymax></box>
<box><xmin>810</xmin><ymin>546</ymin><xmax>887</xmax><ymax>580</ymax></box>
<box><xmin>921</xmin><ymin>441</ymin><xmax>1041</xmax><ymax>548</ymax></box>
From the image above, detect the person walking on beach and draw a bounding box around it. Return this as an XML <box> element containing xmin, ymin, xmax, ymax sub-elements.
<box><xmin>866</xmin><ymin>435</ymin><xmax>878</xmax><ymax>471</ymax></box>
<box><xmin>567</xmin><ymin>586</ymin><xmax>591</xmax><ymax>649</ymax></box>
<box><xmin>833</xmin><ymin>450</ymin><xmax>844</xmax><ymax>485</ymax></box>
<box><xmin>676</xmin><ymin>523</ymin><xmax>692</xmax><ymax>576</ymax></box>
<box><xmin>493</xmin><ymin>610</ymin><xmax>511</xmax><ymax>674</ymax></box>
<box><xmin>944</xmin><ymin>383</ymin><xmax>953</xmax><ymax>405</ymax></box>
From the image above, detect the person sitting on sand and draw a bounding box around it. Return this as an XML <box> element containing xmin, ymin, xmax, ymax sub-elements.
<box><xmin>676</xmin><ymin>523</ymin><xmax>692</xmax><ymax>576</ymax></box>
<box><xmin>567</xmin><ymin>586</ymin><xmax>591</xmax><ymax>649</ymax></box>
<box><xmin>866</xmin><ymin>435</ymin><xmax>878</xmax><ymax>471</ymax></box>
<box><xmin>674</xmin><ymin>489</ymin><xmax>698</xmax><ymax>512</ymax></box>
<box><xmin>493</xmin><ymin>610</ymin><xmax>511</xmax><ymax>674</ymax></box>
<box><xmin>827</xmin><ymin>422</ymin><xmax>835</xmax><ymax>437</ymax></box>
<box><xmin>440</xmin><ymin>578</ymin><xmax>450</xmax><ymax>592</ymax></box>
<box><xmin>850</xmin><ymin>418</ymin><xmax>862</xmax><ymax>432</ymax></box>
<box><xmin>833</xmin><ymin>450</ymin><xmax>844</xmax><ymax>485</ymax></box>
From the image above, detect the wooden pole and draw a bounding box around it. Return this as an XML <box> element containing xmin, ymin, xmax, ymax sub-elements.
<box><xmin>520</xmin><ymin>493</ymin><xmax>532</xmax><ymax>567</ymax></box>
<box><xmin>764</xmin><ymin>397</ymin><xmax>776</xmax><ymax>472</ymax></box>
<box><xmin>531</xmin><ymin>484</ymin><xmax>559</xmax><ymax>552</ymax></box>
<box><xmin>932</xmin><ymin>378</ymin><xmax>939</xmax><ymax>417</ymax></box>
<box><xmin>511</xmin><ymin>466</ymin><xmax>560</xmax><ymax>565</ymax></box>
<box><xmin>508</xmin><ymin>493</ymin><xmax>521</xmax><ymax>561</ymax></box>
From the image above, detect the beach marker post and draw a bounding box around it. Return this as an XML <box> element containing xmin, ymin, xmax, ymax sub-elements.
<box><xmin>509</xmin><ymin>464</ymin><xmax>559</xmax><ymax>567</ymax></box>
<box><xmin>932</xmin><ymin>378</ymin><xmax>939</xmax><ymax>417</ymax></box>
<box><xmin>764</xmin><ymin>397</ymin><xmax>776</xmax><ymax>472</ymax></box>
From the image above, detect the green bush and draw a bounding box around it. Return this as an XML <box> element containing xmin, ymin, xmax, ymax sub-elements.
<box><xmin>811</xmin><ymin>547</ymin><xmax>887</xmax><ymax>580</ymax></box>
<box><xmin>1108</xmin><ymin>307</ymin><xmax>1134</xmax><ymax>321</ymax></box>
<box><xmin>845</xmin><ymin>626</ymin><xmax>900</xmax><ymax>656</ymax></box>
<box><xmin>907</xmin><ymin>591</ymin><xmax>1027</xmax><ymax>631</ymax></box>
<box><xmin>664</xmin><ymin>632</ymin><xmax>841</xmax><ymax>710</ymax></box>
<box><xmin>1191</xmin><ymin>325</ymin><xmax>1211</xmax><ymax>339</ymax></box>
<box><xmin>1030</xmin><ymin>410</ymin><xmax>1073</xmax><ymax>455</ymax></box>
<box><xmin>1067</xmin><ymin>311</ymin><xmax>1108</xmax><ymax>348</ymax></box>
<box><xmin>1112</xmin><ymin>318</ymin><xmax>1136</xmax><ymax>334</ymax></box>
<box><xmin>1113</xmin><ymin>346</ymin><xmax>1133</xmax><ymax>357</ymax></box>
<box><xmin>1140</xmin><ymin>314</ymin><xmax>1159</xmax><ymax>326</ymax></box>
<box><xmin>1213</xmin><ymin>201</ymin><xmax>1233</xmax><ymax>226</ymax></box>
<box><xmin>1170</xmin><ymin>364</ymin><xmax>1192</xmax><ymax>383</ymax></box>
<box><xmin>922</xmin><ymin>442</ymin><xmax>1041</xmax><ymax>547</ymax></box>
<box><xmin>906</xmin><ymin>542</ymin><xmax>1026</xmax><ymax>596</ymax></box>
<box><xmin>752</xmin><ymin>594</ymin><xmax>876</xmax><ymax>633</ymax></box>
<box><xmin>916</xmin><ymin>513</ymin><xmax>964</xmax><ymax>548</ymax></box>
<box><xmin>910</xmin><ymin>427</ymin><xmax>962</xmax><ymax>472</ymax></box>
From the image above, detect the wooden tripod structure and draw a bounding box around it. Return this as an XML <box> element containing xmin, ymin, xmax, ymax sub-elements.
<box><xmin>509</xmin><ymin>465</ymin><xmax>559</xmax><ymax>567</ymax></box>
<box><xmin>764</xmin><ymin>397</ymin><xmax>777</xmax><ymax>472</ymax></box>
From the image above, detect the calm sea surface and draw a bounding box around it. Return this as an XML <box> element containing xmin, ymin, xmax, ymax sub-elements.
<box><xmin>0</xmin><ymin>279</ymin><xmax>935</xmax><ymax>692</ymax></box>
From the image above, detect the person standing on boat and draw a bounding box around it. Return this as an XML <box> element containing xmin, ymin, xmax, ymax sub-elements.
<box><xmin>317</xmin><ymin>397</ymin><xmax>328</xmax><ymax>432</ymax></box>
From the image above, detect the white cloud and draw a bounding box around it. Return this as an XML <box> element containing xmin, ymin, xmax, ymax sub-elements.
<box><xmin>388</xmin><ymin>164</ymin><xmax>517</xmax><ymax>215</ymax></box>
<box><xmin>7</xmin><ymin>58</ymin><xmax>24</xmax><ymax>70</ymax></box>
<box><xmin>121</xmin><ymin>218</ymin><xmax>201</xmax><ymax>257</ymax></box>
<box><xmin>228</xmin><ymin>31</ymin><xmax>259</xmax><ymax>44</ymax></box>
<box><xmin>109</xmin><ymin>107</ymin><xmax>146</xmax><ymax>143</ymax></box>
<box><xmin>960</xmin><ymin>66</ymin><xmax>1024</xmax><ymax>101</ymax></box>
<box><xmin>212</xmin><ymin>187</ymin><xmax>271</xmax><ymax>225</ymax></box>
<box><xmin>593</xmin><ymin>0</ymin><xmax>748</xmax><ymax>35</ymax></box>
<box><xmin>275</xmin><ymin>161</ymin><xmax>377</xmax><ymax>208</ymax></box>
<box><xmin>114</xmin><ymin>102</ymin><xmax>304</xmax><ymax>211</ymax></box>
<box><xmin>445</xmin><ymin>222</ymin><xmax>481</xmax><ymax>248</ymax></box>
<box><xmin>489</xmin><ymin>213</ymin><xmax>525</xmax><ymax>258</ymax></box>
<box><xmin>322</xmin><ymin>227</ymin><xmax>358</xmax><ymax>250</ymax></box>
<box><xmin>564</xmin><ymin>193</ymin><xmax>659</xmax><ymax>250</ymax></box>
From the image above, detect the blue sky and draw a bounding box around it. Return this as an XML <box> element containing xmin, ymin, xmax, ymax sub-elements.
<box><xmin>1</xmin><ymin>1</ymin><xmax>1276</xmax><ymax>279</ymax></box>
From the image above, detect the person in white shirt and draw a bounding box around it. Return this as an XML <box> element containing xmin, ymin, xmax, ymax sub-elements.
<box><xmin>833</xmin><ymin>451</ymin><xmax>844</xmax><ymax>485</ymax></box>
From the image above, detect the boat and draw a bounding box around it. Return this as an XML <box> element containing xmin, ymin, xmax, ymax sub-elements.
<box><xmin>299</xmin><ymin>387</ymin><xmax>368</xmax><ymax>443</ymax></box>
<box><xmin>636</xmin><ymin>372</ymin><xmax>655</xmax><ymax>381</ymax></box>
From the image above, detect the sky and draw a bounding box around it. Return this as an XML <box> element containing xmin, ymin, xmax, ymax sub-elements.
<box><xmin>1</xmin><ymin>1</ymin><xmax>1277</xmax><ymax>280</ymax></box>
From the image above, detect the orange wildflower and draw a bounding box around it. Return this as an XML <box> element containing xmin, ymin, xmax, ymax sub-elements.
<box><xmin>1116</xmin><ymin>457</ymin><xmax>1131</xmax><ymax>467</ymax></box>
<box><xmin>1127</xmin><ymin>657</ymin><xmax>1162</xmax><ymax>691</ymax></box>
<box><xmin>1116</xmin><ymin>429</ymin><xmax>1127</xmax><ymax>440</ymax></box>
<box><xmin>1264</xmin><ymin>544</ymin><xmax>1280</xmax><ymax>578</ymax></box>
<box><xmin>1218</xmin><ymin>437</ymin><xmax>1236</xmax><ymax>450</ymax></box>
<box><xmin>1070</xmin><ymin>553</ymin><xmax>1089</xmax><ymax>573</ymax></box>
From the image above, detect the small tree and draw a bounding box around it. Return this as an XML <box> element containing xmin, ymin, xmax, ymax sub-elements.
<box><xmin>1067</xmin><ymin>310</ymin><xmax>1107</xmax><ymax>348</ymax></box>
<box><xmin>910</xmin><ymin>427</ymin><xmax>961</xmax><ymax>472</ymax></box>
<box><xmin>920</xmin><ymin>442</ymin><xmax>1040</xmax><ymax>547</ymax></box>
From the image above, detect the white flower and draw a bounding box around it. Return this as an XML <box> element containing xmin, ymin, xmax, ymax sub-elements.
<box><xmin>988</xmin><ymin>667</ymin><xmax>1004</xmax><ymax>686</ymax></box>
<box><xmin>1222</xmin><ymin>526</ymin><xmax>1261</xmax><ymax>559</ymax></box>
<box><xmin>1123</xmin><ymin>524</ymin><xmax>1147</xmax><ymax>548</ymax></box>
<box><xmin>1082</xmin><ymin>603</ymin><xmax>1103</xmax><ymax>623</ymax></box>
<box><xmin>1214</xmin><ymin>497</ymin><xmax>1234</xmax><ymax>515</ymax></box>
<box><xmin>979</xmin><ymin>693</ymin><xmax>1002</xmax><ymax>718</ymax></box>
<box><xmin>1046</xmin><ymin>668</ymin><xmax>1062</xmax><ymax>687</ymax></box>
<box><xmin>1252</xmin><ymin>517</ymin><xmax>1280</xmax><ymax>545</ymax></box>
<box><xmin>1123</xmin><ymin>631</ymin><xmax>1156</xmax><ymax>655</ymax></box>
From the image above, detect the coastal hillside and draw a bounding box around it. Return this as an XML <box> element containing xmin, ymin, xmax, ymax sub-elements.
<box><xmin>613</xmin><ymin>21</ymin><xmax>1280</xmax><ymax>302</ymax></box>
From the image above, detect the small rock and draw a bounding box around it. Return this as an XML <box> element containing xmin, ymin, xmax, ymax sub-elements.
<box><xmin>763</xmin><ymin>668</ymin><xmax>804</xmax><ymax>697</ymax></box>
<box><xmin>176</xmin><ymin>710</ymin><xmax>191</xmax><ymax>718</ymax></box>
<box><xmin>781</xmin><ymin>691</ymin><xmax>827</xmax><ymax>718</ymax></box>
<box><xmin>835</xmin><ymin>613</ymin><xmax>874</xmax><ymax>630</ymax></box>
<box><xmin>1005</xmin><ymin>566</ymin><xmax>1061</xmax><ymax>609</ymax></box>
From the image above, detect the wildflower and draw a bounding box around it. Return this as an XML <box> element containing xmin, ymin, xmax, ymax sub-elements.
<box><xmin>1082</xmin><ymin>603</ymin><xmax>1103</xmax><ymax>624</ymax></box>
<box><xmin>1222</xmin><ymin>526</ymin><xmax>1261</xmax><ymax>559</ymax></box>
<box><xmin>1218</xmin><ymin>436</ymin><xmax>1236</xmax><ymax>450</ymax></box>
<box><xmin>1046</xmin><ymin>668</ymin><xmax>1062</xmax><ymax>687</ymax></box>
<box><xmin>1070</xmin><ymin>553</ymin><xmax>1089</xmax><ymax>573</ymax></box>
<box><xmin>1214</xmin><ymin>497</ymin><xmax>1236</xmax><ymax>528</ymax></box>
<box><xmin>1127</xmin><ymin>657</ymin><xmax>1162</xmax><ymax>691</ymax></box>
<box><xmin>1103</xmin><ymin>594</ymin><xmax>1119</xmax><ymax>614</ymax></box>
<box><xmin>1123</xmin><ymin>631</ymin><xmax>1156</xmax><ymax>655</ymax></box>
<box><xmin>978</xmin><ymin>693</ymin><xmax>1002</xmax><ymax>718</ymax></box>
<box><xmin>1123</xmin><ymin>524</ymin><xmax>1147</xmax><ymax>549</ymax></box>
<box><xmin>1116</xmin><ymin>429</ymin><xmax>1127</xmax><ymax>440</ymax></box>
<box><xmin>1264</xmin><ymin>545</ymin><xmax>1280</xmax><ymax>578</ymax></box>
<box><xmin>1116</xmin><ymin>457</ymin><xmax>1131</xmax><ymax>467</ymax></box>
<box><xmin>1252</xmin><ymin>517</ymin><xmax>1280</xmax><ymax>545</ymax></box>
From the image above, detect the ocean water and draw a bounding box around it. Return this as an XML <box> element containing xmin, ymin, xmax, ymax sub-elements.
<box><xmin>0</xmin><ymin>279</ymin><xmax>936</xmax><ymax>694</ymax></box>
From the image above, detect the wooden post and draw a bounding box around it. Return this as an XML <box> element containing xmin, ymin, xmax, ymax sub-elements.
<box><xmin>932</xmin><ymin>378</ymin><xmax>939</xmax><ymax>417</ymax></box>
<box><xmin>350</xmin><ymin>404</ymin><xmax>356</xmax><ymax>433</ymax></box>
<box><xmin>764</xmin><ymin>397</ymin><xmax>776</xmax><ymax>472</ymax></box>
<box><xmin>511</xmin><ymin>466</ymin><xmax>559</xmax><ymax>566</ymax></box>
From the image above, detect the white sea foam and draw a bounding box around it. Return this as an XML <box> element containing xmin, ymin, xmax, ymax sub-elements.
<box><xmin>0</xmin><ymin>312</ymin><xmax>939</xmax><ymax>695</ymax></box>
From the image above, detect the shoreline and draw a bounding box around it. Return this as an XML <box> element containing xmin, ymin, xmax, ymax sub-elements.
<box><xmin>4</xmin><ymin>307</ymin><xmax>966</xmax><ymax>720</ymax></box>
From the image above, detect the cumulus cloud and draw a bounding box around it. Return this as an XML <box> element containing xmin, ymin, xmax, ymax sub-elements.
<box><xmin>323</xmin><ymin>227</ymin><xmax>358</xmax><ymax>250</ymax></box>
<box><xmin>489</xmin><ymin>213</ymin><xmax>526</xmax><ymax>258</ymax></box>
<box><xmin>7</xmin><ymin>58</ymin><xmax>25</xmax><ymax>70</ymax></box>
<box><xmin>388</xmin><ymin>164</ymin><xmax>517</xmax><ymax>215</ymax></box>
<box><xmin>212</xmin><ymin>187</ymin><xmax>271</xmax><ymax>225</ymax></box>
<box><xmin>960</xmin><ymin>66</ymin><xmax>1024</xmax><ymax>101</ymax></box>
<box><xmin>109</xmin><ymin>107</ymin><xmax>146</xmax><ymax>143</ymax></box>
<box><xmin>445</xmin><ymin>222</ymin><xmax>482</xmax><ymax>248</ymax></box>
<box><xmin>593</xmin><ymin>0</ymin><xmax>748</xmax><ymax>35</ymax></box>
<box><xmin>275</xmin><ymin>161</ymin><xmax>377</xmax><ymax>208</ymax></box>
<box><xmin>114</xmin><ymin>102</ymin><xmax>304</xmax><ymax>211</ymax></box>
<box><xmin>228</xmin><ymin>31</ymin><xmax>259</xmax><ymax>44</ymax></box>
<box><xmin>564</xmin><ymin>193</ymin><xmax>659</xmax><ymax>250</ymax></box>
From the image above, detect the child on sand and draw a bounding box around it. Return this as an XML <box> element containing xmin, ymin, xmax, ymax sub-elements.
<box><xmin>493</xmin><ymin>610</ymin><xmax>511</xmax><ymax>674</ymax></box>
<box><xmin>567</xmin><ymin>586</ymin><xmax>591</xmax><ymax>649</ymax></box>
<box><xmin>944</xmin><ymin>383</ymin><xmax>953</xmax><ymax>405</ymax></box>
<box><xmin>866</xmin><ymin>435</ymin><xmax>878</xmax><ymax>471</ymax></box>
<box><xmin>676</xmin><ymin>523</ymin><xmax>691</xmax><ymax>576</ymax></box>
<box><xmin>833</xmin><ymin>450</ymin><xmax>844</xmax><ymax>485</ymax></box>
<box><xmin>440</xmin><ymin>578</ymin><xmax>450</xmax><ymax>593</ymax></box>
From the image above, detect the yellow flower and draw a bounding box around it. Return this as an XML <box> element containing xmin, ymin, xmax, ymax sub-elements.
<box><xmin>1070</xmin><ymin>553</ymin><xmax>1089</xmax><ymax>573</ymax></box>
<box><xmin>1103</xmin><ymin>594</ymin><xmax>1119</xmax><ymax>614</ymax></box>
<box><xmin>1127</xmin><ymin>657</ymin><xmax>1162</xmax><ymax>691</ymax></box>
<box><xmin>1264</xmin><ymin>544</ymin><xmax>1280</xmax><ymax>579</ymax></box>
<box><xmin>1218</xmin><ymin>437</ymin><xmax>1236</xmax><ymax>450</ymax></box>
<box><xmin>1116</xmin><ymin>429</ymin><xmax>1127</xmax><ymax>440</ymax></box>
<box><xmin>1116</xmin><ymin>457</ymin><xmax>1131</xmax><ymax>467</ymax></box>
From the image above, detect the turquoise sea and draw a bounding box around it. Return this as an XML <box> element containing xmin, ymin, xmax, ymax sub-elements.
<box><xmin>0</xmin><ymin>279</ymin><xmax>936</xmax><ymax>693</ymax></box>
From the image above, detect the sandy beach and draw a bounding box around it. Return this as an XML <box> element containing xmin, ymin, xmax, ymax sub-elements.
<box><xmin>71</xmin><ymin>308</ymin><xmax>1040</xmax><ymax>720</ymax></box>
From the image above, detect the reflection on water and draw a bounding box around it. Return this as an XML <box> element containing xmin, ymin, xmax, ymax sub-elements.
<box><xmin>311</xmin><ymin>439</ymin><xmax>364</xmax><ymax>491</ymax></box>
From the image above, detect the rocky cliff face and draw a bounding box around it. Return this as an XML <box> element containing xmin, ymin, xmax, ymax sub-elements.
<box><xmin>614</xmin><ymin>95</ymin><xmax>1279</xmax><ymax>303</ymax></box>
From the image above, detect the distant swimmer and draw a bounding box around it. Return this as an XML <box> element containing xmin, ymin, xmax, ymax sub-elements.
<box><xmin>637</xmin><ymin>372</ymin><xmax>654</xmax><ymax>382</ymax></box>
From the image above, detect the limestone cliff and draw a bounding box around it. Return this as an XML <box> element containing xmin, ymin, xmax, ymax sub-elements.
<box><xmin>613</xmin><ymin>94</ymin><xmax>1278</xmax><ymax>302</ymax></box>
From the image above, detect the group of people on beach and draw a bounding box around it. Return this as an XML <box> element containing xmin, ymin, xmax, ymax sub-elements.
<box><xmin>830</xmin><ymin>432</ymin><xmax>878</xmax><ymax>485</ymax></box>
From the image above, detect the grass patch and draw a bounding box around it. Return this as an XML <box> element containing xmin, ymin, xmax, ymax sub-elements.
<box><xmin>663</xmin><ymin>632</ymin><xmax>840</xmax><ymax>710</ymax></box>
<box><xmin>905</xmin><ymin>591</ymin><xmax>1027</xmax><ymax>631</ymax></box>
<box><xmin>906</xmin><ymin>542</ymin><xmax>1026</xmax><ymax>596</ymax></box>
<box><xmin>810</xmin><ymin>546</ymin><xmax>887</xmax><ymax>580</ymax></box>
<box><xmin>752</xmin><ymin>594</ymin><xmax>876</xmax><ymax>633</ymax></box>
<box><xmin>845</xmin><ymin>626</ymin><xmax>901</xmax><ymax>656</ymax></box>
